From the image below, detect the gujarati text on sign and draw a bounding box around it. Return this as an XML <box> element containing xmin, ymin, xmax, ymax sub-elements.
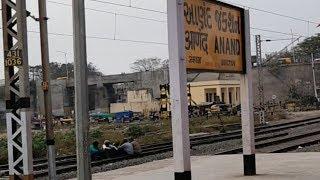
<box><xmin>184</xmin><ymin>0</ymin><xmax>245</xmax><ymax>73</ymax></box>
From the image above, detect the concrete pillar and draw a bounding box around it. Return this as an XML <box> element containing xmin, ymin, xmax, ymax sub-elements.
<box><xmin>95</xmin><ymin>85</ymin><xmax>107</xmax><ymax>112</ymax></box>
<box><xmin>105</xmin><ymin>84</ymin><xmax>115</xmax><ymax>113</ymax></box>
<box><xmin>226</xmin><ymin>87</ymin><xmax>230</xmax><ymax>104</ymax></box>
<box><xmin>237</xmin><ymin>87</ymin><xmax>241</xmax><ymax>105</ymax></box>
<box><xmin>232</xmin><ymin>87</ymin><xmax>237</xmax><ymax>106</ymax></box>
<box><xmin>216</xmin><ymin>87</ymin><xmax>222</xmax><ymax>102</ymax></box>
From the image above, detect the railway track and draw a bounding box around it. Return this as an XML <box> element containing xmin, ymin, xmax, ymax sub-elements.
<box><xmin>1</xmin><ymin>116</ymin><xmax>320</xmax><ymax>178</ymax></box>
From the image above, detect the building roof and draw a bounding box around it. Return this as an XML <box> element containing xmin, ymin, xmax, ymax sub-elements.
<box><xmin>187</xmin><ymin>73</ymin><xmax>240</xmax><ymax>82</ymax></box>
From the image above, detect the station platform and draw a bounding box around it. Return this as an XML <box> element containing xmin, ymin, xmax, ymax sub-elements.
<box><xmin>89</xmin><ymin>152</ymin><xmax>320</xmax><ymax>180</ymax></box>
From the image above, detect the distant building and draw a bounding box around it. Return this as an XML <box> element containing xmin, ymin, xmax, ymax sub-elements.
<box><xmin>188</xmin><ymin>73</ymin><xmax>240</xmax><ymax>106</ymax></box>
<box><xmin>110</xmin><ymin>90</ymin><xmax>159</xmax><ymax>115</ymax></box>
<box><xmin>1</xmin><ymin>62</ymin><xmax>319</xmax><ymax>118</ymax></box>
<box><xmin>189</xmin><ymin>80</ymin><xmax>240</xmax><ymax>106</ymax></box>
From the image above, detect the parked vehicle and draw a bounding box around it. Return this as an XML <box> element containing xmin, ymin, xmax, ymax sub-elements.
<box><xmin>115</xmin><ymin>111</ymin><xmax>134</xmax><ymax>123</ymax></box>
<box><xmin>210</xmin><ymin>104</ymin><xmax>232</xmax><ymax>115</ymax></box>
<box><xmin>149</xmin><ymin>111</ymin><xmax>160</xmax><ymax>121</ymax></box>
<box><xmin>132</xmin><ymin>112</ymin><xmax>143</xmax><ymax>121</ymax></box>
<box><xmin>232</xmin><ymin>105</ymin><xmax>241</xmax><ymax>116</ymax></box>
<box><xmin>90</xmin><ymin>112</ymin><xmax>114</xmax><ymax>123</ymax></box>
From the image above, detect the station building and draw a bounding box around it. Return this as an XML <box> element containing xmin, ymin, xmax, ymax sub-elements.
<box><xmin>189</xmin><ymin>80</ymin><xmax>241</xmax><ymax>106</ymax></box>
<box><xmin>110</xmin><ymin>89</ymin><xmax>160</xmax><ymax>115</ymax></box>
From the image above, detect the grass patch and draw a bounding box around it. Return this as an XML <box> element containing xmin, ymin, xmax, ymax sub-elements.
<box><xmin>0</xmin><ymin>138</ymin><xmax>7</xmax><ymax>164</ymax></box>
<box><xmin>0</xmin><ymin>115</ymin><xmax>241</xmax><ymax>165</ymax></box>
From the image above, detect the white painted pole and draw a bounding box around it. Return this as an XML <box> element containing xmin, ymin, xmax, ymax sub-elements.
<box><xmin>241</xmin><ymin>10</ymin><xmax>256</xmax><ymax>176</ymax></box>
<box><xmin>167</xmin><ymin>0</ymin><xmax>191</xmax><ymax>179</ymax></box>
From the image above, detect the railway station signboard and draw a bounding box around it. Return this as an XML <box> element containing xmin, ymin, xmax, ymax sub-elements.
<box><xmin>184</xmin><ymin>0</ymin><xmax>245</xmax><ymax>73</ymax></box>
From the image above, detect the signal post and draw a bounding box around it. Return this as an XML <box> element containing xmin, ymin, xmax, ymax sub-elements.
<box><xmin>2</xmin><ymin>0</ymin><xmax>34</xmax><ymax>179</ymax></box>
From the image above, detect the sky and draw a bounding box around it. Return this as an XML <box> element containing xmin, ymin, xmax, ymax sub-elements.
<box><xmin>0</xmin><ymin>0</ymin><xmax>319</xmax><ymax>79</ymax></box>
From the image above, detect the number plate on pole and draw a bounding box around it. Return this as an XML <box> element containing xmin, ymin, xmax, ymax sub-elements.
<box><xmin>4</xmin><ymin>49</ymin><xmax>23</xmax><ymax>67</ymax></box>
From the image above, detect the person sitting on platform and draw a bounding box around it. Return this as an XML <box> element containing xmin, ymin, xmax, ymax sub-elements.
<box><xmin>129</xmin><ymin>137</ymin><xmax>142</xmax><ymax>154</ymax></box>
<box><xmin>102</xmin><ymin>140</ymin><xmax>118</xmax><ymax>157</ymax></box>
<box><xmin>118</xmin><ymin>138</ymin><xmax>134</xmax><ymax>155</ymax></box>
<box><xmin>89</xmin><ymin>141</ymin><xmax>101</xmax><ymax>160</ymax></box>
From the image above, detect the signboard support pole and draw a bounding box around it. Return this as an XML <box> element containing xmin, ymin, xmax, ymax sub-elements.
<box><xmin>72</xmin><ymin>0</ymin><xmax>91</xmax><ymax>179</ymax></box>
<box><xmin>167</xmin><ymin>0</ymin><xmax>192</xmax><ymax>180</ymax></box>
<box><xmin>241</xmin><ymin>10</ymin><xmax>256</xmax><ymax>176</ymax></box>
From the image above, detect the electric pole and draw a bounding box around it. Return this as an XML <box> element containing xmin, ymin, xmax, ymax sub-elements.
<box><xmin>38</xmin><ymin>0</ymin><xmax>57</xmax><ymax>179</ymax></box>
<box><xmin>56</xmin><ymin>50</ymin><xmax>69</xmax><ymax>79</ymax></box>
<box><xmin>255</xmin><ymin>35</ymin><xmax>266</xmax><ymax>125</ymax></box>
<box><xmin>291</xmin><ymin>29</ymin><xmax>297</xmax><ymax>63</ymax></box>
<box><xmin>312</xmin><ymin>53</ymin><xmax>320</xmax><ymax>102</ymax></box>
<box><xmin>73</xmin><ymin>0</ymin><xmax>91</xmax><ymax>179</ymax></box>
<box><xmin>2</xmin><ymin>0</ymin><xmax>34</xmax><ymax>179</ymax></box>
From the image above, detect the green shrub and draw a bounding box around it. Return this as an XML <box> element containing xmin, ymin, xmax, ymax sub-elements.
<box><xmin>55</xmin><ymin>130</ymin><xmax>76</xmax><ymax>156</ymax></box>
<box><xmin>90</xmin><ymin>129</ymin><xmax>103</xmax><ymax>141</ymax></box>
<box><xmin>32</xmin><ymin>132</ymin><xmax>47</xmax><ymax>158</ymax></box>
<box><xmin>126</xmin><ymin>124</ymin><xmax>144</xmax><ymax>138</ymax></box>
<box><xmin>0</xmin><ymin>138</ymin><xmax>7</xmax><ymax>164</ymax></box>
<box><xmin>142</xmin><ymin>124</ymin><xmax>159</xmax><ymax>134</ymax></box>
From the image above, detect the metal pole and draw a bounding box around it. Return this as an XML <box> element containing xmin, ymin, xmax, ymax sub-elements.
<box><xmin>291</xmin><ymin>29</ymin><xmax>296</xmax><ymax>63</ymax></box>
<box><xmin>255</xmin><ymin>35</ymin><xmax>266</xmax><ymax>125</ymax></box>
<box><xmin>241</xmin><ymin>10</ymin><xmax>256</xmax><ymax>176</ymax></box>
<box><xmin>2</xmin><ymin>0</ymin><xmax>34</xmax><ymax>179</ymax></box>
<box><xmin>64</xmin><ymin>53</ymin><xmax>69</xmax><ymax>79</ymax></box>
<box><xmin>312</xmin><ymin>53</ymin><xmax>319</xmax><ymax>101</ymax></box>
<box><xmin>72</xmin><ymin>0</ymin><xmax>91</xmax><ymax>179</ymax></box>
<box><xmin>167</xmin><ymin>0</ymin><xmax>191</xmax><ymax>179</ymax></box>
<box><xmin>38</xmin><ymin>0</ymin><xmax>56</xmax><ymax>179</ymax></box>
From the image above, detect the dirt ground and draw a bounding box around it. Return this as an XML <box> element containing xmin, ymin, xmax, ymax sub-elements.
<box><xmin>286</xmin><ymin>110</ymin><xmax>320</xmax><ymax>120</ymax></box>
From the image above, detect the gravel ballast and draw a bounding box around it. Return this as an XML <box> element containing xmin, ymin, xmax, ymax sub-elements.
<box><xmin>36</xmin><ymin>119</ymin><xmax>320</xmax><ymax>179</ymax></box>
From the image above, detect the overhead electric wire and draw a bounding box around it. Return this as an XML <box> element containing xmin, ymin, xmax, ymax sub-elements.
<box><xmin>27</xmin><ymin>30</ymin><xmax>168</xmax><ymax>45</ymax></box>
<box><xmin>52</xmin><ymin>0</ymin><xmax>318</xmax><ymax>27</ymax></box>
<box><xmin>48</xmin><ymin>1</ymin><xmax>310</xmax><ymax>41</ymax></box>
<box><xmin>263</xmin><ymin>38</ymin><xmax>293</xmax><ymax>42</ymax></box>
<box><xmin>1</xmin><ymin>1</ymin><xmax>312</xmax><ymax>47</ymax></box>
<box><xmin>48</xmin><ymin>1</ymin><xmax>166</xmax><ymax>23</ymax></box>
<box><xmin>90</xmin><ymin>0</ymin><xmax>318</xmax><ymax>26</ymax></box>
<box><xmin>2</xmin><ymin>25</ymin><xmax>301</xmax><ymax>46</ymax></box>
<box><xmin>251</xmin><ymin>27</ymin><xmax>307</xmax><ymax>38</ymax></box>
<box><xmin>219</xmin><ymin>0</ymin><xmax>319</xmax><ymax>25</ymax></box>
<box><xmin>27</xmin><ymin>28</ymin><xmax>303</xmax><ymax>46</ymax></box>
<box><xmin>88</xmin><ymin>0</ymin><xmax>167</xmax><ymax>14</ymax></box>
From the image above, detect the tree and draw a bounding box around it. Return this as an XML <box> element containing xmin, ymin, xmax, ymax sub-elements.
<box><xmin>293</xmin><ymin>33</ymin><xmax>320</xmax><ymax>55</ymax></box>
<box><xmin>161</xmin><ymin>59</ymin><xmax>169</xmax><ymax>69</ymax></box>
<box><xmin>29</xmin><ymin>62</ymin><xmax>101</xmax><ymax>80</ymax></box>
<box><xmin>130</xmin><ymin>57</ymin><xmax>167</xmax><ymax>72</ymax></box>
<box><xmin>266</xmin><ymin>33</ymin><xmax>320</xmax><ymax>63</ymax></box>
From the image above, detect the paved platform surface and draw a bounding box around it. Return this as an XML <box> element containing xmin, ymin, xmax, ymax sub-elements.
<box><xmin>89</xmin><ymin>153</ymin><xmax>320</xmax><ymax>180</ymax></box>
